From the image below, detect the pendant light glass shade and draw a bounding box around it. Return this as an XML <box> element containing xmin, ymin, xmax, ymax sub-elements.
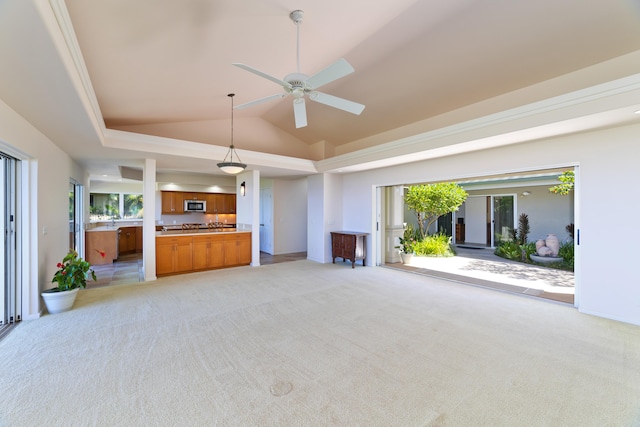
<box><xmin>217</xmin><ymin>93</ymin><xmax>246</xmax><ymax>174</ymax></box>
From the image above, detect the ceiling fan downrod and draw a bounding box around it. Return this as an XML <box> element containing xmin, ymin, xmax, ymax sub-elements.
<box><xmin>290</xmin><ymin>10</ymin><xmax>304</xmax><ymax>73</ymax></box>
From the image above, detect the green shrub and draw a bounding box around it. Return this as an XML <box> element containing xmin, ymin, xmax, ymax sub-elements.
<box><xmin>413</xmin><ymin>233</ymin><xmax>454</xmax><ymax>257</ymax></box>
<box><xmin>494</xmin><ymin>241</ymin><xmax>521</xmax><ymax>260</ymax></box>
<box><xmin>558</xmin><ymin>241</ymin><xmax>574</xmax><ymax>268</ymax></box>
<box><xmin>495</xmin><ymin>239</ymin><xmax>574</xmax><ymax>272</ymax></box>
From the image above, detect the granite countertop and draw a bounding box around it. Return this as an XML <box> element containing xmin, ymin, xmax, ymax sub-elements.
<box><xmin>87</xmin><ymin>226</ymin><xmax>120</xmax><ymax>232</ymax></box>
<box><xmin>156</xmin><ymin>229</ymin><xmax>249</xmax><ymax>237</ymax></box>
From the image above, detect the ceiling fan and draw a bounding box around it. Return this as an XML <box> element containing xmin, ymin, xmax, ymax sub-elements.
<box><xmin>232</xmin><ymin>10</ymin><xmax>365</xmax><ymax>129</ymax></box>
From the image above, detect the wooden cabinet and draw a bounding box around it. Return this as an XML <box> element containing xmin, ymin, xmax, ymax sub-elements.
<box><xmin>193</xmin><ymin>235</ymin><xmax>225</xmax><ymax>270</ymax></box>
<box><xmin>156</xmin><ymin>232</ymin><xmax>251</xmax><ymax>276</ymax></box>
<box><xmin>85</xmin><ymin>230</ymin><xmax>118</xmax><ymax>265</ymax></box>
<box><xmin>135</xmin><ymin>226</ymin><xmax>143</xmax><ymax>252</ymax></box>
<box><xmin>222</xmin><ymin>233</ymin><xmax>251</xmax><ymax>267</ymax></box>
<box><xmin>331</xmin><ymin>231</ymin><xmax>368</xmax><ymax>268</ymax></box>
<box><xmin>204</xmin><ymin>193</ymin><xmax>221</xmax><ymax>214</ymax></box>
<box><xmin>205</xmin><ymin>193</ymin><xmax>236</xmax><ymax>214</ymax></box>
<box><xmin>119</xmin><ymin>227</ymin><xmax>137</xmax><ymax>255</ymax></box>
<box><xmin>118</xmin><ymin>226</ymin><xmax>142</xmax><ymax>255</ymax></box>
<box><xmin>237</xmin><ymin>232</ymin><xmax>251</xmax><ymax>264</ymax></box>
<box><xmin>161</xmin><ymin>191</ymin><xmax>184</xmax><ymax>214</ymax></box>
<box><xmin>223</xmin><ymin>194</ymin><xmax>236</xmax><ymax>214</ymax></box>
<box><xmin>162</xmin><ymin>191</ymin><xmax>236</xmax><ymax>215</ymax></box>
<box><xmin>156</xmin><ymin>236</ymin><xmax>193</xmax><ymax>276</ymax></box>
<box><xmin>182</xmin><ymin>192</ymin><xmax>200</xmax><ymax>200</ymax></box>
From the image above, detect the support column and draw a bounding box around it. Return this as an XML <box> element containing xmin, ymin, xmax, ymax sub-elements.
<box><xmin>142</xmin><ymin>158</ymin><xmax>156</xmax><ymax>281</ymax></box>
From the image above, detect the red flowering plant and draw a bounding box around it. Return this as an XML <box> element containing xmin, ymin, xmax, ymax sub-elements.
<box><xmin>51</xmin><ymin>250</ymin><xmax>97</xmax><ymax>291</ymax></box>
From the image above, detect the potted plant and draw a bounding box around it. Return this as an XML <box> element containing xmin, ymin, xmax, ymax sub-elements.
<box><xmin>397</xmin><ymin>224</ymin><xmax>418</xmax><ymax>264</ymax></box>
<box><xmin>41</xmin><ymin>250</ymin><xmax>97</xmax><ymax>314</ymax></box>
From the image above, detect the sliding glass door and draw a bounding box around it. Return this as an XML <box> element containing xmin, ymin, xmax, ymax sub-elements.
<box><xmin>492</xmin><ymin>195</ymin><xmax>515</xmax><ymax>246</ymax></box>
<box><xmin>69</xmin><ymin>181</ymin><xmax>83</xmax><ymax>254</ymax></box>
<box><xmin>1</xmin><ymin>153</ymin><xmax>19</xmax><ymax>328</ymax></box>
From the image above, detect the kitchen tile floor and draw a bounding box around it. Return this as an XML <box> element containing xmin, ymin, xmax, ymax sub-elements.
<box><xmin>260</xmin><ymin>251</ymin><xmax>307</xmax><ymax>265</ymax></box>
<box><xmin>88</xmin><ymin>253</ymin><xmax>143</xmax><ymax>289</ymax></box>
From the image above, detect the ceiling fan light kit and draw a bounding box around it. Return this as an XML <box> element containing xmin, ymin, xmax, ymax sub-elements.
<box><xmin>232</xmin><ymin>10</ymin><xmax>365</xmax><ymax>128</ymax></box>
<box><xmin>217</xmin><ymin>93</ymin><xmax>247</xmax><ymax>175</ymax></box>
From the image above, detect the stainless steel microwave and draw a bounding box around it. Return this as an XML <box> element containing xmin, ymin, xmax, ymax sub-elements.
<box><xmin>184</xmin><ymin>199</ymin><xmax>206</xmax><ymax>212</ymax></box>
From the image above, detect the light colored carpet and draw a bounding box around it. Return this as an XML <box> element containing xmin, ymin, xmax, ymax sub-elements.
<box><xmin>1</xmin><ymin>260</ymin><xmax>640</xmax><ymax>426</ymax></box>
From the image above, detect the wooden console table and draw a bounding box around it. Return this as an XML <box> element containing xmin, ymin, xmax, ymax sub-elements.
<box><xmin>331</xmin><ymin>231</ymin><xmax>368</xmax><ymax>268</ymax></box>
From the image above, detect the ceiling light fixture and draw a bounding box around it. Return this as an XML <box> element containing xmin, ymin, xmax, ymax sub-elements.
<box><xmin>217</xmin><ymin>93</ymin><xmax>247</xmax><ymax>174</ymax></box>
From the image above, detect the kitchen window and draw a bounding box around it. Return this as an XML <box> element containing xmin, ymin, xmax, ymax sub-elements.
<box><xmin>90</xmin><ymin>193</ymin><xmax>143</xmax><ymax>221</ymax></box>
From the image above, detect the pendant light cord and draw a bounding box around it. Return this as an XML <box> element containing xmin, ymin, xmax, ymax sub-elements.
<box><xmin>229</xmin><ymin>93</ymin><xmax>234</xmax><ymax>150</ymax></box>
<box><xmin>226</xmin><ymin>93</ymin><xmax>242</xmax><ymax>163</ymax></box>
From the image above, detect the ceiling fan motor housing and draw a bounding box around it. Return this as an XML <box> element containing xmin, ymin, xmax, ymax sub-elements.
<box><xmin>284</xmin><ymin>72</ymin><xmax>309</xmax><ymax>91</ymax></box>
<box><xmin>289</xmin><ymin>10</ymin><xmax>304</xmax><ymax>24</ymax></box>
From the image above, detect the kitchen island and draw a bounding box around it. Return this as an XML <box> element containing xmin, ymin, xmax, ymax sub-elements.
<box><xmin>86</xmin><ymin>223</ymin><xmax>143</xmax><ymax>265</ymax></box>
<box><xmin>85</xmin><ymin>226</ymin><xmax>119</xmax><ymax>265</ymax></box>
<box><xmin>155</xmin><ymin>229</ymin><xmax>251</xmax><ymax>276</ymax></box>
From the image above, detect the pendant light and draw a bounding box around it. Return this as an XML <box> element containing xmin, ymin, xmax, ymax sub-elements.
<box><xmin>217</xmin><ymin>93</ymin><xmax>246</xmax><ymax>174</ymax></box>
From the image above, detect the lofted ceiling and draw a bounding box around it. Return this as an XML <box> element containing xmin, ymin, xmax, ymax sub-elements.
<box><xmin>1</xmin><ymin>0</ymin><xmax>640</xmax><ymax>182</ymax></box>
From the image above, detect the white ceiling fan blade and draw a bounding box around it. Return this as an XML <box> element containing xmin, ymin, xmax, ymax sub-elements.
<box><xmin>232</xmin><ymin>63</ymin><xmax>293</xmax><ymax>89</ymax></box>
<box><xmin>293</xmin><ymin>98</ymin><xmax>307</xmax><ymax>128</ymax></box>
<box><xmin>310</xmin><ymin>92</ymin><xmax>365</xmax><ymax>115</ymax></box>
<box><xmin>305</xmin><ymin>58</ymin><xmax>355</xmax><ymax>90</ymax></box>
<box><xmin>234</xmin><ymin>93</ymin><xmax>286</xmax><ymax>110</ymax></box>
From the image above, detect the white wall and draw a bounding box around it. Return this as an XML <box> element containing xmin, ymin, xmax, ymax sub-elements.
<box><xmin>89</xmin><ymin>181</ymin><xmax>143</xmax><ymax>194</ymax></box>
<box><xmin>341</xmin><ymin>122</ymin><xmax>640</xmax><ymax>326</ymax></box>
<box><xmin>273</xmin><ymin>178</ymin><xmax>307</xmax><ymax>255</ymax></box>
<box><xmin>473</xmin><ymin>184</ymin><xmax>573</xmax><ymax>243</ymax></box>
<box><xmin>307</xmin><ymin>175</ymin><xmax>325</xmax><ymax>263</ymax></box>
<box><xmin>307</xmin><ymin>173</ymin><xmax>343</xmax><ymax>263</ymax></box>
<box><xmin>0</xmin><ymin>99</ymin><xmax>87</xmax><ymax>319</ymax></box>
<box><xmin>235</xmin><ymin>170</ymin><xmax>260</xmax><ymax>265</ymax></box>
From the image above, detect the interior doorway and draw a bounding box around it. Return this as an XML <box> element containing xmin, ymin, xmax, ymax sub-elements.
<box><xmin>459</xmin><ymin>194</ymin><xmax>515</xmax><ymax>247</ymax></box>
<box><xmin>259</xmin><ymin>187</ymin><xmax>273</xmax><ymax>255</ymax></box>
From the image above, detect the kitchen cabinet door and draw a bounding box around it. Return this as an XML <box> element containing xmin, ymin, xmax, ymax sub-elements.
<box><xmin>204</xmin><ymin>193</ymin><xmax>218</xmax><ymax>214</ymax></box>
<box><xmin>156</xmin><ymin>236</ymin><xmax>193</xmax><ymax>275</ymax></box>
<box><xmin>237</xmin><ymin>233</ymin><xmax>251</xmax><ymax>264</ymax></box>
<box><xmin>223</xmin><ymin>233</ymin><xmax>251</xmax><ymax>266</ymax></box>
<box><xmin>161</xmin><ymin>191</ymin><xmax>185</xmax><ymax>214</ymax></box>
<box><xmin>119</xmin><ymin>227</ymin><xmax>137</xmax><ymax>255</ymax></box>
<box><xmin>223</xmin><ymin>237</ymin><xmax>239</xmax><ymax>266</ymax></box>
<box><xmin>223</xmin><ymin>194</ymin><xmax>236</xmax><ymax>213</ymax></box>
<box><xmin>174</xmin><ymin>239</ymin><xmax>193</xmax><ymax>273</ymax></box>
<box><xmin>156</xmin><ymin>239</ymin><xmax>176</xmax><ymax>276</ymax></box>
<box><xmin>193</xmin><ymin>235</ymin><xmax>225</xmax><ymax>269</ymax></box>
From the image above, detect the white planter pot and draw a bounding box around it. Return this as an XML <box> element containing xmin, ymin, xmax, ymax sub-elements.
<box><xmin>400</xmin><ymin>252</ymin><xmax>414</xmax><ymax>264</ymax></box>
<box><xmin>41</xmin><ymin>288</ymin><xmax>79</xmax><ymax>314</ymax></box>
